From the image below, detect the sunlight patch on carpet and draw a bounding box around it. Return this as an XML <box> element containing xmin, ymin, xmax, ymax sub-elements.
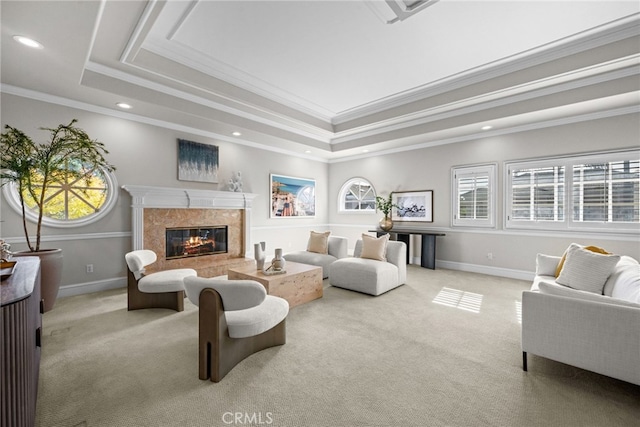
<box><xmin>515</xmin><ymin>300</ymin><xmax>522</xmax><ymax>324</ymax></box>
<box><xmin>432</xmin><ymin>287</ymin><xmax>483</xmax><ymax>313</ymax></box>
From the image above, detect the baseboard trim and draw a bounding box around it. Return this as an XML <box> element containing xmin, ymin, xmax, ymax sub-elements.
<box><xmin>426</xmin><ymin>259</ymin><xmax>534</xmax><ymax>281</ymax></box>
<box><xmin>57</xmin><ymin>262</ymin><xmax>533</xmax><ymax>299</ymax></box>
<box><xmin>58</xmin><ymin>277</ymin><xmax>126</xmax><ymax>298</ymax></box>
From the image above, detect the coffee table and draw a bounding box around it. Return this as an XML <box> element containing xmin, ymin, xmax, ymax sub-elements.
<box><xmin>227</xmin><ymin>261</ymin><xmax>323</xmax><ymax>308</ymax></box>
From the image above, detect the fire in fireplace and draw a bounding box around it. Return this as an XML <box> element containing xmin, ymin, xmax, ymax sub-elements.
<box><xmin>166</xmin><ymin>226</ymin><xmax>228</xmax><ymax>259</ymax></box>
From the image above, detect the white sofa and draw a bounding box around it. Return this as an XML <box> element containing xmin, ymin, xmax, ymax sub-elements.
<box><xmin>284</xmin><ymin>236</ymin><xmax>348</xmax><ymax>278</ymax></box>
<box><xmin>521</xmin><ymin>249</ymin><xmax>640</xmax><ymax>386</ymax></box>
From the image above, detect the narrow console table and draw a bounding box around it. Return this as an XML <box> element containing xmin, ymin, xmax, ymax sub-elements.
<box><xmin>1</xmin><ymin>257</ymin><xmax>42</xmax><ymax>427</ymax></box>
<box><xmin>370</xmin><ymin>228</ymin><xmax>445</xmax><ymax>270</ymax></box>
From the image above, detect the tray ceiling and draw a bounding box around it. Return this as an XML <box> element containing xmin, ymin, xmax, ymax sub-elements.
<box><xmin>2</xmin><ymin>1</ymin><xmax>639</xmax><ymax>160</ymax></box>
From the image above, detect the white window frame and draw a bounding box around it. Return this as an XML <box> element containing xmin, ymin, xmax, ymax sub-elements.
<box><xmin>505</xmin><ymin>150</ymin><xmax>639</xmax><ymax>233</ymax></box>
<box><xmin>338</xmin><ymin>177</ymin><xmax>376</xmax><ymax>213</ymax></box>
<box><xmin>451</xmin><ymin>164</ymin><xmax>497</xmax><ymax>228</ymax></box>
<box><xmin>2</xmin><ymin>166</ymin><xmax>119</xmax><ymax>229</ymax></box>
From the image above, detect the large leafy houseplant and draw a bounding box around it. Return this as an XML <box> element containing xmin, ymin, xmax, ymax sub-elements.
<box><xmin>1</xmin><ymin>119</ymin><xmax>115</xmax><ymax>252</ymax></box>
<box><xmin>1</xmin><ymin>120</ymin><xmax>115</xmax><ymax>311</ymax></box>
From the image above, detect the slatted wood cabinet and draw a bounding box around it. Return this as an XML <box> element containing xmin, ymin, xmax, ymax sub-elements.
<box><xmin>1</xmin><ymin>257</ymin><xmax>42</xmax><ymax>427</ymax></box>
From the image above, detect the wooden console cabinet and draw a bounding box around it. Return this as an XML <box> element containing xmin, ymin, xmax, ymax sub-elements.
<box><xmin>1</xmin><ymin>257</ymin><xmax>42</xmax><ymax>427</ymax></box>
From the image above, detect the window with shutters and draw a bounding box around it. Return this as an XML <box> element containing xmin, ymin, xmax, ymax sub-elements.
<box><xmin>506</xmin><ymin>150</ymin><xmax>639</xmax><ymax>232</ymax></box>
<box><xmin>452</xmin><ymin>164</ymin><xmax>496</xmax><ymax>228</ymax></box>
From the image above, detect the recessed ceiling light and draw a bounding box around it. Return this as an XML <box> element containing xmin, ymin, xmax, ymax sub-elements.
<box><xmin>116</xmin><ymin>102</ymin><xmax>132</xmax><ymax>109</ymax></box>
<box><xmin>304</xmin><ymin>150</ymin><xmax>311</xmax><ymax>154</ymax></box>
<box><xmin>362</xmin><ymin>149</ymin><xmax>370</xmax><ymax>153</ymax></box>
<box><xmin>13</xmin><ymin>35</ymin><xmax>43</xmax><ymax>49</ymax></box>
<box><xmin>232</xmin><ymin>131</ymin><xmax>242</xmax><ymax>136</ymax></box>
<box><xmin>481</xmin><ymin>125</ymin><xmax>493</xmax><ymax>130</ymax></box>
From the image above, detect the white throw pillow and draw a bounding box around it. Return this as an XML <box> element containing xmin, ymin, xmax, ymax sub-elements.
<box><xmin>556</xmin><ymin>243</ymin><xmax>620</xmax><ymax>294</ymax></box>
<box><xmin>603</xmin><ymin>256</ymin><xmax>640</xmax><ymax>303</ymax></box>
<box><xmin>535</xmin><ymin>253</ymin><xmax>561</xmax><ymax>277</ymax></box>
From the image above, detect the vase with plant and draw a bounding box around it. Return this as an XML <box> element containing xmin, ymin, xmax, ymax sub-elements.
<box><xmin>376</xmin><ymin>193</ymin><xmax>398</xmax><ymax>231</ymax></box>
<box><xmin>0</xmin><ymin>119</ymin><xmax>115</xmax><ymax>311</ymax></box>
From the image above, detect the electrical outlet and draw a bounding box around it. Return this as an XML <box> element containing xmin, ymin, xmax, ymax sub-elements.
<box><xmin>487</xmin><ymin>252</ymin><xmax>493</xmax><ymax>260</ymax></box>
<box><xmin>86</xmin><ymin>264</ymin><xmax>94</xmax><ymax>273</ymax></box>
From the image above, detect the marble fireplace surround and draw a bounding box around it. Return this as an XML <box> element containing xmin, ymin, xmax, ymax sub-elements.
<box><xmin>122</xmin><ymin>185</ymin><xmax>257</xmax><ymax>277</ymax></box>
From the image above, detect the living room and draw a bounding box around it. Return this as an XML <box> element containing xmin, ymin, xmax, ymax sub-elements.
<box><xmin>1</xmin><ymin>1</ymin><xmax>639</xmax><ymax>426</ymax></box>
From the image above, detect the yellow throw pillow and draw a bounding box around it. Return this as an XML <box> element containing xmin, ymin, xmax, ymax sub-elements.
<box><xmin>307</xmin><ymin>231</ymin><xmax>330</xmax><ymax>254</ymax></box>
<box><xmin>555</xmin><ymin>243</ymin><xmax>610</xmax><ymax>277</ymax></box>
<box><xmin>360</xmin><ymin>233</ymin><xmax>390</xmax><ymax>261</ymax></box>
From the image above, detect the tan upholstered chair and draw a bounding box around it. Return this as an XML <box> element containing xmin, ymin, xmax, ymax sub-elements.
<box><xmin>184</xmin><ymin>276</ymin><xmax>289</xmax><ymax>382</ymax></box>
<box><xmin>125</xmin><ymin>249</ymin><xmax>196</xmax><ymax>312</ymax></box>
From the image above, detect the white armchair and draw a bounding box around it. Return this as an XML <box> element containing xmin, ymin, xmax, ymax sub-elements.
<box><xmin>329</xmin><ymin>239</ymin><xmax>407</xmax><ymax>296</ymax></box>
<box><xmin>184</xmin><ymin>276</ymin><xmax>289</xmax><ymax>382</ymax></box>
<box><xmin>124</xmin><ymin>249</ymin><xmax>196</xmax><ymax>312</ymax></box>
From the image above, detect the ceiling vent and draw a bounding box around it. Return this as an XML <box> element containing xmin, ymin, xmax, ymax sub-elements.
<box><xmin>365</xmin><ymin>0</ymin><xmax>440</xmax><ymax>24</ymax></box>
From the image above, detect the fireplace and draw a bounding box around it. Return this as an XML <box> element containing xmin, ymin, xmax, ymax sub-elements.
<box><xmin>166</xmin><ymin>226</ymin><xmax>228</xmax><ymax>259</ymax></box>
<box><xmin>122</xmin><ymin>185</ymin><xmax>257</xmax><ymax>277</ymax></box>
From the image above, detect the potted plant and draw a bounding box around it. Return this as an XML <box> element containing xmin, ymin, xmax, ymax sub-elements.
<box><xmin>0</xmin><ymin>119</ymin><xmax>115</xmax><ymax>311</ymax></box>
<box><xmin>376</xmin><ymin>193</ymin><xmax>398</xmax><ymax>231</ymax></box>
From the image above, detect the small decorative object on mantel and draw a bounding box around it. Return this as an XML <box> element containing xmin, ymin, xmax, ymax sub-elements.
<box><xmin>254</xmin><ymin>241</ymin><xmax>266</xmax><ymax>270</ymax></box>
<box><xmin>227</xmin><ymin>171</ymin><xmax>243</xmax><ymax>192</ymax></box>
<box><xmin>376</xmin><ymin>193</ymin><xmax>398</xmax><ymax>232</ymax></box>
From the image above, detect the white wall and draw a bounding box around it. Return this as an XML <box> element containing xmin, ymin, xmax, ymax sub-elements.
<box><xmin>0</xmin><ymin>94</ymin><xmax>329</xmax><ymax>295</ymax></box>
<box><xmin>2</xmin><ymin>94</ymin><xmax>638</xmax><ymax>296</ymax></box>
<box><xmin>328</xmin><ymin>113</ymin><xmax>640</xmax><ymax>279</ymax></box>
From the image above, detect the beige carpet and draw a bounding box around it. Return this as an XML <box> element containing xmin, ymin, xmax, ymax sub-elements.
<box><xmin>36</xmin><ymin>266</ymin><xmax>639</xmax><ymax>427</ymax></box>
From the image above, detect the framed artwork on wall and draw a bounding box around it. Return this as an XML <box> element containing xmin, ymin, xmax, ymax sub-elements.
<box><xmin>270</xmin><ymin>174</ymin><xmax>316</xmax><ymax>218</ymax></box>
<box><xmin>391</xmin><ymin>190</ymin><xmax>433</xmax><ymax>222</ymax></box>
<box><xmin>177</xmin><ymin>139</ymin><xmax>219</xmax><ymax>183</ymax></box>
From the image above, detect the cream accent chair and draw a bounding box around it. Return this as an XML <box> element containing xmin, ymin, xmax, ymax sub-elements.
<box><xmin>125</xmin><ymin>249</ymin><xmax>196</xmax><ymax>312</ymax></box>
<box><xmin>284</xmin><ymin>236</ymin><xmax>348</xmax><ymax>278</ymax></box>
<box><xmin>329</xmin><ymin>239</ymin><xmax>407</xmax><ymax>296</ymax></box>
<box><xmin>184</xmin><ymin>276</ymin><xmax>289</xmax><ymax>382</ymax></box>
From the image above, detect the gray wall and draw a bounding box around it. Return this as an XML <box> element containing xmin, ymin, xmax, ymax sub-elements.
<box><xmin>1</xmin><ymin>93</ymin><xmax>638</xmax><ymax>296</ymax></box>
<box><xmin>329</xmin><ymin>114</ymin><xmax>640</xmax><ymax>278</ymax></box>
<box><xmin>0</xmin><ymin>94</ymin><xmax>329</xmax><ymax>295</ymax></box>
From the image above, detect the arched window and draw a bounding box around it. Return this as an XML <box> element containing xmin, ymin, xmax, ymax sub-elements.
<box><xmin>339</xmin><ymin>178</ymin><xmax>376</xmax><ymax>212</ymax></box>
<box><xmin>2</xmin><ymin>160</ymin><xmax>118</xmax><ymax>228</ymax></box>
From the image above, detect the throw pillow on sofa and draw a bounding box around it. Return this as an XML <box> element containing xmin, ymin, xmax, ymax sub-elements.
<box><xmin>536</xmin><ymin>253</ymin><xmax>561</xmax><ymax>277</ymax></box>
<box><xmin>555</xmin><ymin>244</ymin><xmax>610</xmax><ymax>277</ymax></box>
<box><xmin>307</xmin><ymin>231</ymin><xmax>330</xmax><ymax>254</ymax></box>
<box><xmin>360</xmin><ymin>233</ymin><xmax>390</xmax><ymax>261</ymax></box>
<box><xmin>556</xmin><ymin>243</ymin><xmax>620</xmax><ymax>294</ymax></box>
<box><xmin>603</xmin><ymin>256</ymin><xmax>640</xmax><ymax>303</ymax></box>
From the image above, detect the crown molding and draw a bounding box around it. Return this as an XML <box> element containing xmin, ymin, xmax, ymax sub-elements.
<box><xmin>85</xmin><ymin>61</ymin><xmax>335</xmax><ymax>144</ymax></box>
<box><xmin>331</xmin><ymin>55</ymin><xmax>640</xmax><ymax>145</ymax></box>
<box><xmin>333</xmin><ymin>13</ymin><xmax>640</xmax><ymax>124</ymax></box>
<box><xmin>329</xmin><ymin>104</ymin><xmax>640</xmax><ymax>163</ymax></box>
<box><xmin>0</xmin><ymin>84</ymin><xmax>330</xmax><ymax>163</ymax></box>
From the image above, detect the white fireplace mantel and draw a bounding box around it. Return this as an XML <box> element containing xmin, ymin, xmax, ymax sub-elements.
<box><xmin>122</xmin><ymin>185</ymin><xmax>257</xmax><ymax>254</ymax></box>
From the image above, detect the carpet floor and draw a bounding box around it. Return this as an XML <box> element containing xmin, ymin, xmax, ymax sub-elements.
<box><xmin>35</xmin><ymin>266</ymin><xmax>639</xmax><ymax>427</ymax></box>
